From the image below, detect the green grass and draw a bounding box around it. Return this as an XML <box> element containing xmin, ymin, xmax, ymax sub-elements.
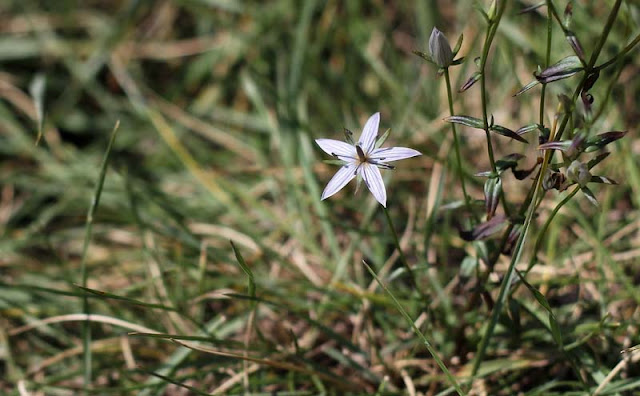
<box><xmin>1</xmin><ymin>1</ymin><xmax>640</xmax><ymax>395</ymax></box>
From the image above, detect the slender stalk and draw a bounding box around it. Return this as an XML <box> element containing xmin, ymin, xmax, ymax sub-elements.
<box><xmin>586</xmin><ymin>0</ymin><xmax>622</xmax><ymax>71</ymax></box>
<box><xmin>80</xmin><ymin>121</ymin><xmax>120</xmax><ymax>392</ymax></box>
<box><xmin>383</xmin><ymin>205</ymin><xmax>419</xmax><ymax>290</ymax></box>
<box><xmin>362</xmin><ymin>261</ymin><xmax>466</xmax><ymax>396</ymax></box>
<box><xmin>479</xmin><ymin>1</ymin><xmax>507</xmax><ymax>174</ymax></box>
<box><xmin>539</xmin><ymin>0</ymin><xmax>553</xmax><ymax>127</ymax></box>
<box><xmin>479</xmin><ymin>33</ymin><xmax>498</xmax><ymax>173</ymax></box>
<box><xmin>443</xmin><ymin>68</ymin><xmax>474</xmax><ymax>218</ymax></box>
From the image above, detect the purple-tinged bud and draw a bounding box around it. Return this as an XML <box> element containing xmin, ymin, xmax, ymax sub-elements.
<box><xmin>429</xmin><ymin>27</ymin><xmax>454</xmax><ymax>68</ymax></box>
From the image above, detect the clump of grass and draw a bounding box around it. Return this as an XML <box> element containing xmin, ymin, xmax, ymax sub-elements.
<box><xmin>1</xmin><ymin>1</ymin><xmax>639</xmax><ymax>395</ymax></box>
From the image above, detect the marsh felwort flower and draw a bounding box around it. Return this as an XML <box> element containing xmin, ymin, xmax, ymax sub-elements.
<box><xmin>315</xmin><ymin>112</ymin><xmax>421</xmax><ymax>207</ymax></box>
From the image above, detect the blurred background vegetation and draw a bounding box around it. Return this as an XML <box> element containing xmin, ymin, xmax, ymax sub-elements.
<box><xmin>1</xmin><ymin>0</ymin><xmax>639</xmax><ymax>395</ymax></box>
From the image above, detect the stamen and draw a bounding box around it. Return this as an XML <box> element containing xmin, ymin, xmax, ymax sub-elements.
<box><xmin>356</xmin><ymin>145</ymin><xmax>366</xmax><ymax>162</ymax></box>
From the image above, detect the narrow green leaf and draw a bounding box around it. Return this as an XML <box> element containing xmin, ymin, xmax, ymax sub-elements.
<box><xmin>587</xmin><ymin>152</ymin><xmax>610</xmax><ymax>169</ymax></box>
<box><xmin>581</xmin><ymin>186</ymin><xmax>599</xmax><ymax>207</ymax></box>
<box><xmin>515</xmin><ymin>123</ymin><xmax>540</xmax><ymax>135</ymax></box>
<box><xmin>452</xmin><ymin>33</ymin><xmax>464</xmax><ymax>56</ymax></box>
<box><xmin>549</xmin><ymin>313</ymin><xmax>564</xmax><ymax>347</ymax></box>
<box><xmin>518</xmin><ymin>1</ymin><xmax>545</xmax><ymax>14</ymax></box>
<box><xmin>451</xmin><ymin>56</ymin><xmax>465</xmax><ymax>65</ymax></box>
<box><xmin>516</xmin><ymin>270</ymin><xmax>552</xmax><ymax>312</ymax></box>
<box><xmin>459</xmin><ymin>72</ymin><xmax>481</xmax><ymax>92</ymax></box>
<box><xmin>535</xmin><ymin>55</ymin><xmax>583</xmax><ymax>83</ymax></box>
<box><xmin>483</xmin><ymin>177</ymin><xmax>502</xmax><ymax>218</ymax></box>
<box><xmin>412</xmin><ymin>50</ymin><xmax>436</xmax><ymax>65</ymax></box>
<box><xmin>490</xmin><ymin>125</ymin><xmax>528</xmax><ymax>143</ymax></box>
<box><xmin>586</xmin><ymin>131</ymin><xmax>627</xmax><ymax>150</ymax></box>
<box><xmin>538</xmin><ymin>140</ymin><xmax>572</xmax><ymax>151</ymax></box>
<box><xmin>231</xmin><ymin>241</ymin><xmax>255</xmax><ymax>299</ymax></box>
<box><xmin>445</xmin><ymin>115</ymin><xmax>484</xmax><ymax>129</ymax></box>
<box><xmin>514</xmin><ymin>79</ymin><xmax>540</xmax><ymax>96</ymax></box>
<box><xmin>590</xmin><ymin>175</ymin><xmax>617</xmax><ymax>184</ymax></box>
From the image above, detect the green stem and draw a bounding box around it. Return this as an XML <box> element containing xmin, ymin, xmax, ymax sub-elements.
<box><xmin>539</xmin><ymin>0</ymin><xmax>553</xmax><ymax>127</ymax></box>
<box><xmin>586</xmin><ymin>0</ymin><xmax>622</xmax><ymax>71</ymax></box>
<box><xmin>443</xmin><ymin>68</ymin><xmax>474</xmax><ymax>219</ymax></box>
<box><xmin>479</xmin><ymin>1</ymin><xmax>507</xmax><ymax>174</ymax></box>
<box><xmin>80</xmin><ymin>121</ymin><xmax>120</xmax><ymax>392</ymax></box>
<box><xmin>383</xmin><ymin>205</ymin><xmax>419</xmax><ymax>290</ymax></box>
<box><xmin>479</xmin><ymin>33</ymin><xmax>498</xmax><ymax>174</ymax></box>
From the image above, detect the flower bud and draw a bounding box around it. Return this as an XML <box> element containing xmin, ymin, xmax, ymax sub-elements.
<box><xmin>429</xmin><ymin>27</ymin><xmax>454</xmax><ymax>68</ymax></box>
<box><xmin>567</xmin><ymin>160</ymin><xmax>591</xmax><ymax>187</ymax></box>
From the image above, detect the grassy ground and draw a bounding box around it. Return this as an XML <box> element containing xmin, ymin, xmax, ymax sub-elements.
<box><xmin>1</xmin><ymin>1</ymin><xmax>639</xmax><ymax>395</ymax></box>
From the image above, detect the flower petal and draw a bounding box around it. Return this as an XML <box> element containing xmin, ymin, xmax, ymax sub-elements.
<box><xmin>315</xmin><ymin>139</ymin><xmax>356</xmax><ymax>160</ymax></box>
<box><xmin>361</xmin><ymin>163</ymin><xmax>387</xmax><ymax>207</ymax></box>
<box><xmin>357</xmin><ymin>112</ymin><xmax>380</xmax><ymax>153</ymax></box>
<box><xmin>321</xmin><ymin>163</ymin><xmax>358</xmax><ymax>201</ymax></box>
<box><xmin>370</xmin><ymin>147</ymin><xmax>422</xmax><ymax>162</ymax></box>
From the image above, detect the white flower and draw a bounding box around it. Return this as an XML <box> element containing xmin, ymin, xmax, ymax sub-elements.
<box><xmin>315</xmin><ymin>112</ymin><xmax>421</xmax><ymax>207</ymax></box>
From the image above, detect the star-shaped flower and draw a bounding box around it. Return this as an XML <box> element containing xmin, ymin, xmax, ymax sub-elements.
<box><xmin>315</xmin><ymin>112</ymin><xmax>421</xmax><ymax>207</ymax></box>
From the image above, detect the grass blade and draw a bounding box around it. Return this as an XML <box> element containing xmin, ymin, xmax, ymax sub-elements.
<box><xmin>79</xmin><ymin>120</ymin><xmax>120</xmax><ymax>391</ymax></box>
